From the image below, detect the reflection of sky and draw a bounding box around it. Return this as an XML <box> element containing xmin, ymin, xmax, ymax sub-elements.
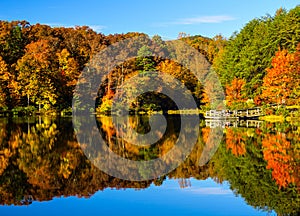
<box><xmin>0</xmin><ymin>178</ymin><xmax>275</xmax><ymax>216</ymax></box>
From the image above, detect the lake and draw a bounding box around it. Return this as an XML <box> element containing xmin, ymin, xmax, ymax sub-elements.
<box><xmin>0</xmin><ymin>115</ymin><xmax>299</xmax><ymax>215</ymax></box>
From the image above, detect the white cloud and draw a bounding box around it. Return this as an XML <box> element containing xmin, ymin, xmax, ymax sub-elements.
<box><xmin>176</xmin><ymin>15</ymin><xmax>235</xmax><ymax>24</ymax></box>
<box><xmin>156</xmin><ymin>15</ymin><xmax>236</xmax><ymax>26</ymax></box>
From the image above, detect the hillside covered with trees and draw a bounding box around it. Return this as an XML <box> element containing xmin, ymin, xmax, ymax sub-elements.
<box><xmin>0</xmin><ymin>6</ymin><xmax>299</xmax><ymax>115</ymax></box>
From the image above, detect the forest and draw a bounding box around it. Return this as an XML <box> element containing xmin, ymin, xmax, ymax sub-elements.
<box><xmin>0</xmin><ymin>6</ymin><xmax>299</xmax><ymax>115</ymax></box>
<box><xmin>0</xmin><ymin>5</ymin><xmax>300</xmax><ymax>215</ymax></box>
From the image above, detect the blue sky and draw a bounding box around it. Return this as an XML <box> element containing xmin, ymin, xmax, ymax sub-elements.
<box><xmin>0</xmin><ymin>0</ymin><xmax>299</xmax><ymax>39</ymax></box>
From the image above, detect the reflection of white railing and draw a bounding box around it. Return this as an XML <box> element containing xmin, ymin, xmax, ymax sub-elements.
<box><xmin>205</xmin><ymin>119</ymin><xmax>263</xmax><ymax>128</ymax></box>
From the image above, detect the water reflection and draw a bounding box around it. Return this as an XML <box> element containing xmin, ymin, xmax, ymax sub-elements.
<box><xmin>0</xmin><ymin>116</ymin><xmax>299</xmax><ymax>215</ymax></box>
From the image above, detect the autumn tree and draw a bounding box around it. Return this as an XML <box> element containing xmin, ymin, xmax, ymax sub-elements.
<box><xmin>261</xmin><ymin>49</ymin><xmax>294</xmax><ymax>105</ymax></box>
<box><xmin>0</xmin><ymin>56</ymin><xmax>18</xmax><ymax>109</ymax></box>
<box><xmin>157</xmin><ymin>59</ymin><xmax>204</xmax><ymax>109</ymax></box>
<box><xmin>17</xmin><ymin>40</ymin><xmax>57</xmax><ymax>111</ymax></box>
<box><xmin>207</xmin><ymin>34</ymin><xmax>226</xmax><ymax>64</ymax></box>
<box><xmin>225</xmin><ymin>78</ymin><xmax>246</xmax><ymax>108</ymax></box>
<box><xmin>56</xmin><ymin>48</ymin><xmax>80</xmax><ymax>108</ymax></box>
<box><xmin>179</xmin><ymin>34</ymin><xmax>211</xmax><ymax>63</ymax></box>
<box><xmin>0</xmin><ymin>21</ymin><xmax>28</xmax><ymax>65</ymax></box>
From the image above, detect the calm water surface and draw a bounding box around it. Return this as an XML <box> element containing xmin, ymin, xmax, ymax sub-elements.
<box><xmin>0</xmin><ymin>115</ymin><xmax>299</xmax><ymax>215</ymax></box>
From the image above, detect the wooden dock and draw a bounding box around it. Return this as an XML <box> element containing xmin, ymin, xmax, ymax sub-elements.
<box><xmin>205</xmin><ymin>107</ymin><xmax>262</xmax><ymax>120</ymax></box>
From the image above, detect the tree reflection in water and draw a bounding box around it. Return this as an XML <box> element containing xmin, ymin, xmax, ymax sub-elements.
<box><xmin>0</xmin><ymin>116</ymin><xmax>299</xmax><ymax>215</ymax></box>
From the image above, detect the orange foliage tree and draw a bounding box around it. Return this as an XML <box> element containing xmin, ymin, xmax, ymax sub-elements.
<box><xmin>261</xmin><ymin>49</ymin><xmax>295</xmax><ymax>105</ymax></box>
<box><xmin>225</xmin><ymin>78</ymin><xmax>246</xmax><ymax>107</ymax></box>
